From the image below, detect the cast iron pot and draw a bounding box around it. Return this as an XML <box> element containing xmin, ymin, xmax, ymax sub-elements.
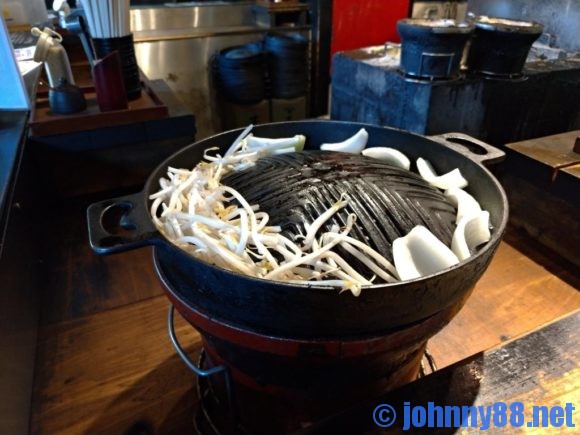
<box><xmin>397</xmin><ymin>18</ymin><xmax>474</xmax><ymax>79</ymax></box>
<box><xmin>466</xmin><ymin>16</ymin><xmax>543</xmax><ymax>77</ymax></box>
<box><xmin>87</xmin><ymin>121</ymin><xmax>508</xmax><ymax>339</ymax></box>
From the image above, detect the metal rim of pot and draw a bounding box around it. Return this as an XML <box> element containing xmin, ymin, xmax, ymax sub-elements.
<box><xmin>473</xmin><ymin>16</ymin><xmax>544</xmax><ymax>34</ymax></box>
<box><xmin>397</xmin><ymin>18</ymin><xmax>474</xmax><ymax>34</ymax></box>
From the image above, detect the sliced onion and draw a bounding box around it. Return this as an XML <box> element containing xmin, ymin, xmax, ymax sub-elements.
<box><xmin>416</xmin><ymin>157</ymin><xmax>468</xmax><ymax>190</ymax></box>
<box><xmin>320</xmin><ymin>128</ymin><xmax>368</xmax><ymax>153</ymax></box>
<box><xmin>361</xmin><ymin>147</ymin><xmax>411</xmax><ymax>170</ymax></box>
<box><xmin>246</xmin><ymin>134</ymin><xmax>306</xmax><ymax>151</ymax></box>
<box><xmin>393</xmin><ymin>226</ymin><xmax>460</xmax><ymax>281</ymax></box>
<box><xmin>270</xmin><ymin>146</ymin><xmax>297</xmax><ymax>155</ymax></box>
<box><xmin>451</xmin><ymin>211</ymin><xmax>491</xmax><ymax>261</ymax></box>
<box><xmin>445</xmin><ymin>188</ymin><xmax>482</xmax><ymax>223</ymax></box>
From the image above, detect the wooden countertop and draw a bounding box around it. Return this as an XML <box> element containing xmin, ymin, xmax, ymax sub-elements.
<box><xmin>30</xmin><ymin>199</ymin><xmax>580</xmax><ymax>433</ymax></box>
<box><xmin>311</xmin><ymin>309</ymin><xmax>579</xmax><ymax>433</ymax></box>
<box><xmin>507</xmin><ymin>129</ymin><xmax>580</xmax><ymax>171</ymax></box>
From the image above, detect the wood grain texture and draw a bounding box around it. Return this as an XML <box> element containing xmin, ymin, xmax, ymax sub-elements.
<box><xmin>429</xmin><ymin>227</ymin><xmax>580</xmax><ymax>369</ymax></box>
<box><xmin>31</xmin><ymin>225</ymin><xmax>580</xmax><ymax>434</ymax></box>
<box><xmin>498</xmin><ymin>171</ymin><xmax>580</xmax><ymax>268</ymax></box>
<box><xmin>506</xmin><ymin>130</ymin><xmax>580</xmax><ymax>170</ymax></box>
<box><xmin>29</xmin><ymin>82</ymin><xmax>168</xmax><ymax>137</ymax></box>
<box><xmin>309</xmin><ymin>310</ymin><xmax>580</xmax><ymax>434</ymax></box>
<box><xmin>32</xmin><ymin>296</ymin><xmax>200</xmax><ymax>435</ymax></box>
<box><xmin>39</xmin><ymin>198</ymin><xmax>164</xmax><ymax>326</ymax></box>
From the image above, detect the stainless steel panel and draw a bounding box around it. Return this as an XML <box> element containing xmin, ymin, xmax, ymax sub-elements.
<box><xmin>131</xmin><ymin>3</ymin><xmax>255</xmax><ymax>31</ymax></box>
<box><xmin>135</xmin><ymin>33</ymin><xmax>263</xmax><ymax>139</ymax></box>
<box><xmin>467</xmin><ymin>0</ymin><xmax>580</xmax><ymax>51</ymax></box>
<box><xmin>132</xmin><ymin>3</ymin><xmax>312</xmax><ymax>139</ymax></box>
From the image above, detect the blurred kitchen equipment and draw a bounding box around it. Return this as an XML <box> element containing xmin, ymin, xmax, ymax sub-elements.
<box><xmin>48</xmin><ymin>77</ymin><xmax>86</xmax><ymax>114</ymax></box>
<box><xmin>265</xmin><ymin>32</ymin><xmax>309</xmax><ymax>98</ymax></box>
<box><xmin>411</xmin><ymin>0</ymin><xmax>468</xmax><ymax>21</ymax></box>
<box><xmin>214</xmin><ymin>42</ymin><xmax>267</xmax><ymax>104</ymax></box>
<box><xmin>466</xmin><ymin>16</ymin><xmax>543</xmax><ymax>78</ymax></box>
<box><xmin>0</xmin><ymin>15</ymin><xmax>30</xmax><ymax>109</ymax></box>
<box><xmin>52</xmin><ymin>0</ymin><xmax>71</xmax><ymax>28</ymax></box>
<box><xmin>79</xmin><ymin>0</ymin><xmax>140</xmax><ymax>99</ymax></box>
<box><xmin>93</xmin><ymin>51</ymin><xmax>128</xmax><ymax>112</ymax></box>
<box><xmin>331</xmin><ymin>4</ymin><xmax>579</xmax><ymax>148</ymax></box>
<box><xmin>467</xmin><ymin>0</ymin><xmax>579</xmax><ymax>53</ymax></box>
<box><xmin>1</xmin><ymin>0</ymin><xmax>47</xmax><ymax>26</ymax></box>
<box><xmin>64</xmin><ymin>14</ymin><xmax>95</xmax><ymax>67</ymax></box>
<box><xmin>397</xmin><ymin>18</ymin><xmax>473</xmax><ymax>79</ymax></box>
<box><xmin>31</xmin><ymin>26</ymin><xmax>75</xmax><ymax>87</ymax></box>
<box><xmin>79</xmin><ymin>0</ymin><xmax>130</xmax><ymax>39</ymax></box>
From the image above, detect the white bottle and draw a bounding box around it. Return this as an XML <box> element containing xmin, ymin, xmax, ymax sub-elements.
<box><xmin>31</xmin><ymin>26</ymin><xmax>75</xmax><ymax>87</ymax></box>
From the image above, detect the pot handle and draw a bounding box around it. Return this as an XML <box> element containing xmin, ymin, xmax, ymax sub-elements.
<box><xmin>87</xmin><ymin>192</ymin><xmax>161</xmax><ymax>254</ymax></box>
<box><xmin>428</xmin><ymin>132</ymin><xmax>505</xmax><ymax>166</ymax></box>
<box><xmin>168</xmin><ymin>305</ymin><xmax>234</xmax><ymax>416</ymax></box>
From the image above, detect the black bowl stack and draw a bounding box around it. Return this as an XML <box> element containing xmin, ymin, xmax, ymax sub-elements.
<box><xmin>265</xmin><ymin>33</ymin><xmax>309</xmax><ymax>99</ymax></box>
<box><xmin>214</xmin><ymin>42</ymin><xmax>267</xmax><ymax>104</ymax></box>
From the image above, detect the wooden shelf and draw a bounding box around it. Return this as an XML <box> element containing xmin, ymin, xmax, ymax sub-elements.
<box><xmin>29</xmin><ymin>80</ymin><xmax>168</xmax><ymax>137</ymax></box>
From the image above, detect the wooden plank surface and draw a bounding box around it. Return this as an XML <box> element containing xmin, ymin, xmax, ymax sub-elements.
<box><xmin>428</xmin><ymin>227</ymin><xmax>580</xmax><ymax>368</ymax></box>
<box><xmin>39</xmin><ymin>198</ymin><xmax>164</xmax><ymax>326</ymax></box>
<box><xmin>506</xmin><ymin>130</ymin><xmax>580</xmax><ymax>170</ymax></box>
<box><xmin>31</xmin><ymin>225</ymin><xmax>580</xmax><ymax>434</ymax></box>
<box><xmin>32</xmin><ymin>296</ymin><xmax>200</xmax><ymax>434</ymax></box>
<box><xmin>29</xmin><ymin>81</ymin><xmax>168</xmax><ymax>137</ymax></box>
<box><xmin>310</xmin><ymin>310</ymin><xmax>580</xmax><ymax>434</ymax></box>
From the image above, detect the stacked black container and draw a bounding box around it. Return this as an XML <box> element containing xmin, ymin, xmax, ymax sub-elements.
<box><xmin>467</xmin><ymin>17</ymin><xmax>543</xmax><ymax>78</ymax></box>
<box><xmin>397</xmin><ymin>19</ymin><xmax>474</xmax><ymax>80</ymax></box>
<box><xmin>214</xmin><ymin>42</ymin><xmax>267</xmax><ymax>104</ymax></box>
<box><xmin>265</xmin><ymin>33</ymin><xmax>309</xmax><ymax>99</ymax></box>
<box><xmin>93</xmin><ymin>35</ymin><xmax>142</xmax><ymax>100</ymax></box>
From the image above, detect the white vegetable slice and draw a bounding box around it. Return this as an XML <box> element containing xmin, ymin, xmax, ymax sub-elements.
<box><xmin>246</xmin><ymin>134</ymin><xmax>306</xmax><ymax>151</ymax></box>
<box><xmin>451</xmin><ymin>211</ymin><xmax>491</xmax><ymax>261</ymax></box>
<box><xmin>224</xmin><ymin>124</ymin><xmax>254</xmax><ymax>157</ymax></box>
<box><xmin>445</xmin><ymin>187</ymin><xmax>482</xmax><ymax>223</ymax></box>
<box><xmin>361</xmin><ymin>147</ymin><xmax>411</xmax><ymax>170</ymax></box>
<box><xmin>320</xmin><ymin>128</ymin><xmax>369</xmax><ymax>153</ymax></box>
<box><xmin>416</xmin><ymin>157</ymin><xmax>468</xmax><ymax>190</ymax></box>
<box><xmin>393</xmin><ymin>226</ymin><xmax>460</xmax><ymax>281</ymax></box>
<box><xmin>270</xmin><ymin>146</ymin><xmax>297</xmax><ymax>155</ymax></box>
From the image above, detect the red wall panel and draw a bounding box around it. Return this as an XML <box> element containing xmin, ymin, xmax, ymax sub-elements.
<box><xmin>331</xmin><ymin>0</ymin><xmax>410</xmax><ymax>56</ymax></box>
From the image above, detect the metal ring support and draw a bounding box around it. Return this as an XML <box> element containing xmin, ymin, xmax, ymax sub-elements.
<box><xmin>167</xmin><ymin>305</ymin><xmax>235</xmax><ymax>418</ymax></box>
<box><xmin>168</xmin><ymin>305</ymin><xmax>226</xmax><ymax>377</ymax></box>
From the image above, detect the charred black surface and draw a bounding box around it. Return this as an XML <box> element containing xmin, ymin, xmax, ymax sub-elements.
<box><xmin>222</xmin><ymin>150</ymin><xmax>457</xmax><ymax>264</ymax></box>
